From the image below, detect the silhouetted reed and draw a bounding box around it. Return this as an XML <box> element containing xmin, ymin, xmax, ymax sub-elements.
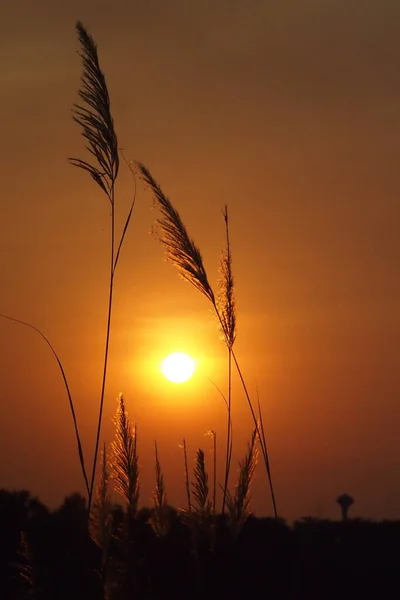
<box><xmin>218</xmin><ymin>206</ymin><xmax>236</xmax><ymax>513</ymax></box>
<box><xmin>2</xmin><ymin>21</ymin><xmax>136</xmax><ymax>517</ymax></box>
<box><xmin>69</xmin><ymin>21</ymin><xmax>135</xmax><ymax>516</ymax></box>
<box><xmin>69</xmin><ymin>23</ymin><xmax>119</xmax><ymax>194</ymax></box>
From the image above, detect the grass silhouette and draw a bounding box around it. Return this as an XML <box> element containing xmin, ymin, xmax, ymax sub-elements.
<box><xmin>1</xmin><ymin>21</ymin><xmax>274</xmax><ymax>553</ymax></box>
<box><xmin>137</xmin><ymin>162</ymin><xmax>278</xmax><ymax>516</ymax></box>
<box><xmin>69</xmin><ymin>21</ymin><xmax>136</xmax><ymax>517</ymax></box>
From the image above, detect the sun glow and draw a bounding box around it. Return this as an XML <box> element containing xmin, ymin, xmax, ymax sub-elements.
<box><xmin>161</xmin><ymin>352</ymin><xmax>196</xmax><ymax>384</ymax></box>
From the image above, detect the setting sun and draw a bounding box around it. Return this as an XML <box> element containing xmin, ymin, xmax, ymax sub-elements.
<box><xmin>161</xmin><ymin>352</ymin><xmax>196</xmax><ymax>383</ymax></box>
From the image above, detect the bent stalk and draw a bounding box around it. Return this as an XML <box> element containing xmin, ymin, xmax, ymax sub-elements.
<box><xmin>0</xmin><ymin>313</ymin><xmax>89</xmax><ymax>495</ymax></box>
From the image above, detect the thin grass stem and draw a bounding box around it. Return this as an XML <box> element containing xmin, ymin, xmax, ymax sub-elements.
<box><xmin>221</xmin><ymin>348</ymin><xmax>232</xmax><ymax>514</ymax></box>
<box><xmin>0</xmin><ymin>313</ymin><xmax>89</xmax><ymax>496</ymax></box>
<box><xmin>181</xmin><ymin>439</ymin><xmax>191</xmax><ymax>512</ymax></box>
<box><xmin>69</xmin><ymin>23</ymin><xmax>136</xmax><ymax>519</ymax></box>
<box><xmin>88</xmin><ymin>184</ymin><xmax>115</xmax><ymax>517</ymax></box>
<box><xmin>232</xmin><ymin>350</ymin><xmax>278</xmax><ymax>517</ymax></box>
<box><xmin>256</xmin><ymin>386</ymin><xmax>278</xmax><ymax>518</ymax></box>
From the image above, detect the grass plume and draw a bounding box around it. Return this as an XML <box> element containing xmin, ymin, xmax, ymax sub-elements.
<box><xmin>69</xmin><ymin>21</ymin><xmax>119</xmax><ymax>196</ymax></box>
<box><xmin>138</xmin><ymin>163</ymin><xmax>215</xmax><ymax>303</ymax></box>
<box><xmin>151</xmin><ymin>441</ymin><xmax>170</xmax><ymax>536</ymax></box>
<box><xmin>110</xmin><ymin>395</ymin><xmax>140</xmax><ymax>516</ymax></box>
<box><xmin>218</xmin><ymin>206</ymin><xmax>236</xmax><ymax>349</ymax></box>
<box><xmin>89</xmin><ymin>443</ymin><xmax>112</xmax><ymax>567</ymax></box>
<box><xmin>192</xmin><ymin>449</ymin><xmax>212</xmax><ymax>517</ymax></box>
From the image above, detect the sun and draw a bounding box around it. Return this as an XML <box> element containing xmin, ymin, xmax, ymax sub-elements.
<box><xmin>161</xmin><ymin>352</ymin><xmax>196</xmax><ymax>384</ymax></box>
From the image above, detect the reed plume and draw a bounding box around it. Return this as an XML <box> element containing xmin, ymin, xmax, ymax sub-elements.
<box><xmin>218</xmin><ymin>206</ymin><xmax>236</xmax><ymax>350</ymax></box>
<box><xmin>151</xmin><ymin>441</ymin><xmax>170</xmax><ymax>536</ymax></box>
<box><xmin>69</xmin><ymin>22</ymin><xmax>119</xmax><ymax>196</ymax></box>
<box><xmin>110</xmin><ymin>395</ymin><xmax>140</xmax><ymax>516</ymax></box>
<box><xmin>138</xmin><ymin>163</ymin><xmax>215</xmax><ymax>303</ymax></box>
<box><xmin>89</xmin><ymin>443</ymin><xmax>112</xmax><ymax>568</ymax></box>
<box><xmin>192</xmin><ymin>449</ymin><xmax>212</xmax><ymax>516</ymax></box>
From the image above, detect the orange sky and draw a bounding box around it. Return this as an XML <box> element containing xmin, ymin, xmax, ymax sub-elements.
<box><xmin>1</xmin><ymin>0</ymin><xmax>400</xmax><ymax>521</ymax></box>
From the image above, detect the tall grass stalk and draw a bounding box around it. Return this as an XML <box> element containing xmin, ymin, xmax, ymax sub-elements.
<box><xmin>218</xmin><ymin>206</ymin><xmax>236</xmax><ymax>514</ymax></box>
<box><xmin>69</xmin><ymin>21</ymin><xmax>135</xmax><ymax>516</ymax></box>
<box><xmin>0</xmin><ymin>313</ymin><xmax>89</xmax><ymax>496</ymax></box>
<box><xmin>137</xmin><ymin>163</ymin><xmax>278</xmax><ymax>516</ymax></box>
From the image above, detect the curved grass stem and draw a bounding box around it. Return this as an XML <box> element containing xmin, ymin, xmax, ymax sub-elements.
<box><xmin>231</xmin><ymin>349</ymin><xmax>278</xmax><ymax>518</ymax></box>
<box><xmin>0</xmin><ymin>312</ymin><xmax>90</xmax><ymax>496</ymax></box>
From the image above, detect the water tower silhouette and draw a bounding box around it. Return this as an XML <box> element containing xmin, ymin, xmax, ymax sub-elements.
<box><xmin>336</xmin><ymin>493</ymin><xmax>354</xmax><ymax>521</ymax></box>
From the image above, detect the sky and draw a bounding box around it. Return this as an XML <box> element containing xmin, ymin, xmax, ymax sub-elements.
<box><xmin>0</xmin><ymin>0</ymin><xmax>400</xmax><ymax>522</ymax></box>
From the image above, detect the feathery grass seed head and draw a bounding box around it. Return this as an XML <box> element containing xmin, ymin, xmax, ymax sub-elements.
<box><xmin>217</xmin><ymin>205</ymin><xmax>236</xmax><ymax>348</ymax></box>
<box><xmin>90</xmin><ymin>443</ymin><xmax>112</xmax><ymax>564</ymax></box>
<box><xmin>69</xmin><ymin>21</ymin><xmax>119</xmax><ymax>199</ymax></box>
<box><xmin>151</xmin><ymin>441</ymin><xmax>170</xmax><ymax>536</ymax></box>
<box><xmin>137</xmin><ymin>162</ymin><xmax>215</xmax><ymax>303</ymax></box>
<box><xmin>110</xmin><ymin>395</ymin><xmax>140</xmax><ymax>516</ymax></box>
<box><xmin>192</xmin><ymin>449</ymin><xmax>212</xmax><ymax>516</ymax></box>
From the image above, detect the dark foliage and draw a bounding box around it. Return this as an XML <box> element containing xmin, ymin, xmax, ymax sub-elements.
<box><xmin>0</xmin><ymin>489</ymin><xmax>399</xmax><ymax>600</ymax></box>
